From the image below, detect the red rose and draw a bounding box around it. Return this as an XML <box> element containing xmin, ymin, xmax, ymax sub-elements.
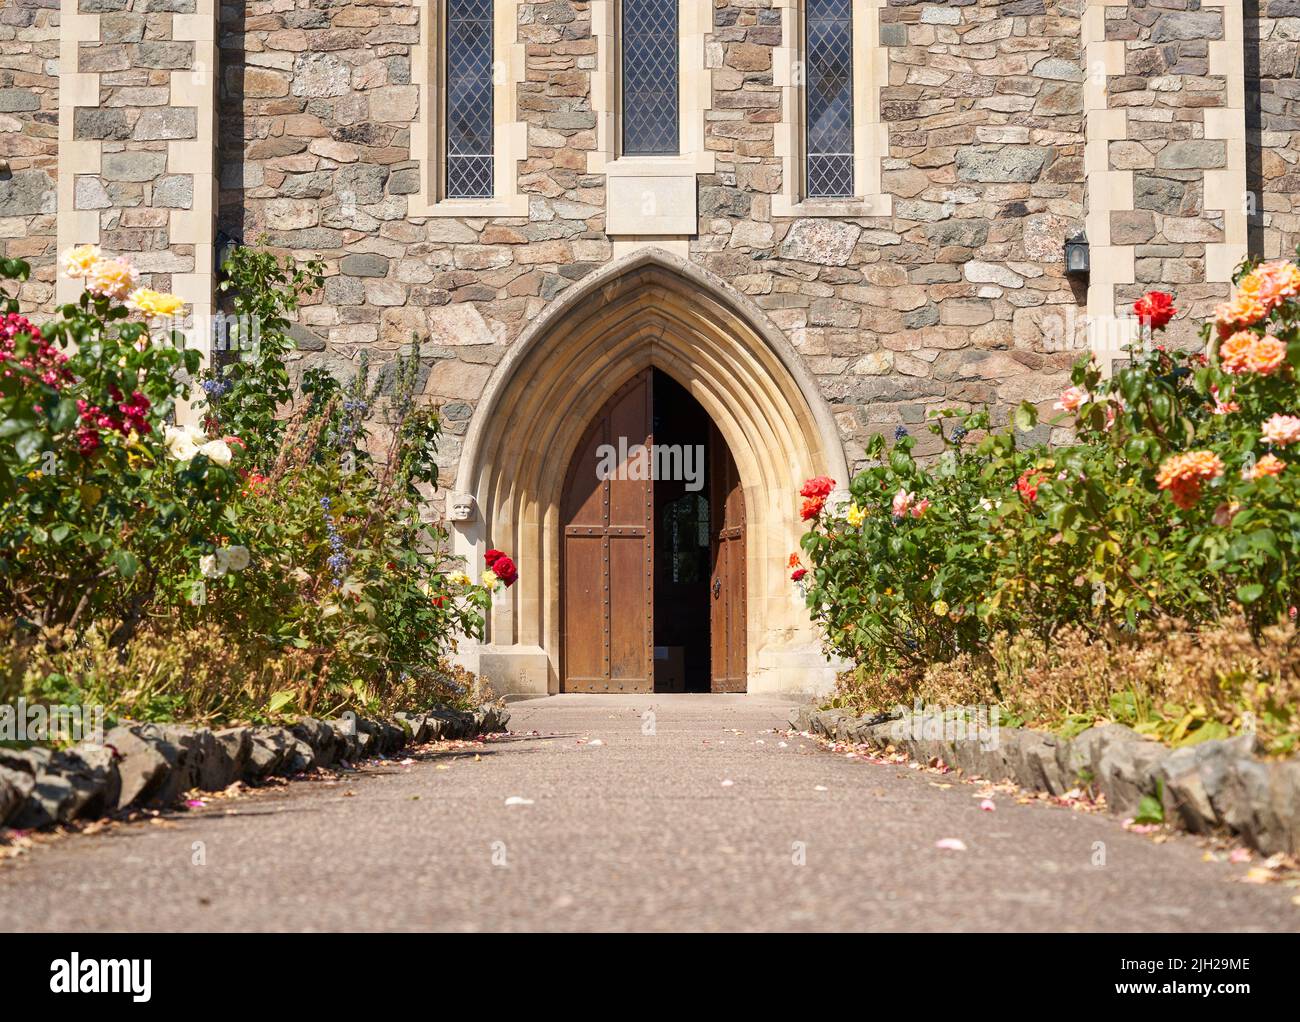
<box><xmin>799</xmin><ymin>476</ymin><xmax>835</xmax><ymax>499</ymax></box>
<box><xmin>800</xmin><ymin>495</ymin><xmax>825</xmax><ymax>521</ymax></box>
<box><xmin>1134</xmin><ymin>291</ymin><xmax>1176</xmax><ymax>331</ymax></box>
<box><xmin>1015</xmin><ymin>469</ymin><xmax>1043</xmax><ymax>504</ymax></box>
<box><xmin>76</xmin><ymin>427</ymin><xmax>101</xmax><ymax>456</ymax></box>
<box><xmin>790</xmin><ymin>568</ymin><xmax>807</xmax><ymax>582</ymax></box>
<box><xmin>484</xmin><ymin>548</ymin><xmax>505</xmax><ymax>567</ymax></box>
<box><xmin>492</xmin><ymin>554</ymin><xmax>518</xmax><ymax>587</ymax></box>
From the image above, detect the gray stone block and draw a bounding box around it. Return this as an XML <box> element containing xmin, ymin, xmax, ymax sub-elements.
<box><xmin>244</xmin><ymin>727</ymin><xmax>299</xmax><ymax>781</ymax></box>
<box><xmin>101</xmin><ymin>151</ymin><xmax>167</xmax><ymax>183</ymax></box>
<box><xmin>133</xmin><ymin>107</ymin><xmax>197</xmax><ymax>141</ymax></box>
<box><xmin>136</xmin><ymin>40</ymin><xmax>193</xmax><ymax>69</ymax></box>
<box><xmin>334</xmin><ymin>163</ymin><xmax>389</xmax><ymax>205</ymax></box>
<box><xmin>213</xmin><ymin>727</ymin><xmax>252</xmax><ymax>781</ymax></box>
<box><xmin>955</xmin><ymin>146</ymin><xmax>1048</xmax><ymax>183</ymax></box>
<box><xmin>340</xmin><ymin>253</ymin><xmax>389</xmax><ymax>277</ymax></box>
<box><xmin>1097</xmin><ymin>740</ymin><xmax>1170</xmax><ymax>818</ymax></box>
<box><xmin>0</xmin><ymin>765</ymin><xmax>34</xmax><ymax>825</ymax></box>
<box><xmin>1056</xmin><ymin>724</ymin><xmax>1143</xmax><ymax>787</ymax></box>
<box><xmin>153</xmin><ymin>175</ymin><xmax>193</xmax><ymax>209</ymax></box>
<box><xmin>102</xmin><ymin>725</ymin><xmax>172</xmax><ymax>808</ymax></box>
<box><xmin>1010</xmin><ymin>730</ymin><xmax>1066</xmax><ymax>794</ymax></box>
<box><xmin>0</xmin><ymin>169</ymin><xmax>55</xmax><ymax>216</ymax></box>
<box><xmin>1156</xmin><ymin>734</ymin><xmax>1256</xmax><ymax>834</ymax></box>
<box><xmin>290</xmin><ymin>717</ymin><xmax>337</xmax><ymax>768</ymax></box>
<box><xmin>0</xmin><ymin>88</ymin><xmax>40</xmax><ymax>113</ymax></box>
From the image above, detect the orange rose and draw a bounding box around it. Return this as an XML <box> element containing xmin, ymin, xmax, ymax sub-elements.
<box><xmin>1215</xmin><ymin>294</ymin><xmax>1270</xmax><ymax>339</ymax></box>
<box><xmin>1219</xmin><ymin>331</ymin><xmax>1288</xmax><ymax>376</ymax></box>
<box><xmin>1156</xmin><ymin>450</ymin><xmax>1224</xmax><ymax>510</ymax></box>
<box><xmin>1246</xmin><ymin>335</ymin><xmax>1287</xmax><ymax>375</ymax></box>
<box><xmin>1247</xmin><ymin>453</ymin><xmax>1287</xmax><ymax>481</ymax></box>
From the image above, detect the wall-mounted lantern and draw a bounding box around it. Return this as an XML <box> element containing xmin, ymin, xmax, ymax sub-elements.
<box><xmin>1064</xmin><ymin>231</ymin><xmax>1090</xmax><ymax>278</ymax></box>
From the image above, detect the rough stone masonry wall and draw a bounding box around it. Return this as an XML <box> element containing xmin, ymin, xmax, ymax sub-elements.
<box><xmin>26</xmin><ymin>0</ymin><xmax>1280</xmax><ymax>482</ymax></box>
<box><xmin>218</xmin><ymin>0</ymin><xmax>1090</xmax><ymax>482</ymax></box>
<box><xmin>68</xmin><ymin>0</ymin><xmax>202</xmax><ymax>296</ymax></box>
<box><xmin>1257</xmin><ymin>0</ymin><xmax>1300</xmax><ymax>260</ymax></box>
<box><xmin>832</xmin><ymin>0</ymin><xmax>1085</xmax><ymax>458</ymax></box>
<box><xmin>1088</xmin><ymin>1</ymin><xmax>1246</xmax><ymax>354</ymax></box>
<box><xmin>0</xmin><ymin>0</ymin><xmax>59</xmax><ymax>310</ymax></box>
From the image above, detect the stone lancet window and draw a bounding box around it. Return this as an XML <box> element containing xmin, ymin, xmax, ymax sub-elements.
<box><xmin>445</xmin><ymin>0</ymin><xmax>494</xmax><ymax>198</ymax></box>
<box><xmin>621</xmin><ymin>0</ymin><xmax>679</xmax><ymax>155</ymax></box>
<box><xmin>804</xmin><ymin>0</ymin><xmax>854</xmax><ymax>198</ymax></box>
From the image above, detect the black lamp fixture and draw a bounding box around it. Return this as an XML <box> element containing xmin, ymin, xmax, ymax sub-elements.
<box><xmin>1064</xmin><ymin>231</ymin><xmax>1090</xmax><ymax>278</ymax></box>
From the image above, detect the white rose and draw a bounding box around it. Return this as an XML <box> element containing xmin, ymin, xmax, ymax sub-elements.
<box><xmin>164</xmin><ymin>425</ymin><xmax>201</xmax><ymax>462</ymax></box>
<box><xmin>225</xmin><ymin>545</ymin><xmax>250</xmax><ymax>571</ymax></box>
<box><xmin>200</xmin><ymin>553</ymin><xmax>226</xmax><ymax>578</ymax></box>
<box><xmin>198</xmin><ymin>439</ymin><xmax>232</xmax><ymax>467</ymax></box>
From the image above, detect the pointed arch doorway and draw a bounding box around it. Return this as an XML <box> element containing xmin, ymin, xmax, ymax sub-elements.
<box><xmin>560</xmin><ymin>368</ymin><xmax>746</xmax><ymax>693</ymax></box>
<box><xmin>451</xmin><ymin>249</ymin><xmax>850</xmax><ymax>698</ymax></box>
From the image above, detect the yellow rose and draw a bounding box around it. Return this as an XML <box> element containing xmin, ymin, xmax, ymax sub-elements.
<box><xmin>60</xmin><ymin>244</ymin><xmax>101</xmax><ymax>279</ymax></box>
<box><xmin>481</xmin><ymin>569</ymin><xmax>500</xmax><ymax>588</ymax></box>
<box><xmin>126</xmin><ymin>287</ymin><xmax>186</xmax><ymax>320</ymax></box>
<box><xmin>87</xmin><ymin>257</ymin><xmax>139</xmax><ymax>302</ymax></box>
<box><xmin>845</xmin><ymin>503</ymin><xmax>867</xmax><ymax>527</ymax></box>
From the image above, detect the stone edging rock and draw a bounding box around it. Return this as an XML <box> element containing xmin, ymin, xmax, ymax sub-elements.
<box><xmin>790</xmin><ymin>706</ymin><xmax>1300</xmax><ymax>857</ymax></box>
<box><xmin>0</xmin><ymin>704</ymin><xmax>510</xmax><ymax>831</ymax></box>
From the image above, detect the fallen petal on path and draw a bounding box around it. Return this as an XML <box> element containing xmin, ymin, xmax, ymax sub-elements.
<box><xmin>935</xmin><ymin>838</ymin><xmax>968</xmax><ymax>851</ymax></box>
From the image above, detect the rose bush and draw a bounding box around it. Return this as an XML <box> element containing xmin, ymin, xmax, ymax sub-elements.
<box><xmin>1</xmin><ymin>247</ymin><xmax>513</xmax><ymax>726</ymax></box>
<box><xmin>798</xmin><ymin>257</ymin><xmax>1300</xmax><ymax>741</ymax></box>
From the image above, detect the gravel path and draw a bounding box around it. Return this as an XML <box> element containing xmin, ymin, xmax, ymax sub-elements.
<box><xmin>1</xmin><ymin>694</ymin><xmax>1296</xmax><ymax>932</ymax></box>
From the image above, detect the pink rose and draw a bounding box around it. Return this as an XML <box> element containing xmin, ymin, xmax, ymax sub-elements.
<box><xmin>1262</xmin><ymin>413</ymin><xmax>1300</xmax><ymax>447</ymax></box>
<box><xmin>1054</xmin><ymin>386</ymin><xmax>1087</xmax><ymax>413</ymax></box>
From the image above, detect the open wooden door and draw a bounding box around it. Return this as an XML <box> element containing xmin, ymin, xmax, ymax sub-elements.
<box><xmin>709</xmin><ymin>424</ymin><xmax>746</xmax><ymax>692</ymax></box>
<box><xmin>561</xmin><ymin>371</ymin><xmax>654</xmax><ymax>692</ymax></box>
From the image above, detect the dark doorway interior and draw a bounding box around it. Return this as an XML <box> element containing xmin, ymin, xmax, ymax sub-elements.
<box><xmin>652</xmin><ymin>370</ymin><xmax>712</xmax><ymax>693</ymax></box>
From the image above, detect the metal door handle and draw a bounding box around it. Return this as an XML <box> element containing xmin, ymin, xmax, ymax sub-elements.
<box><xmin>712</xmin><ymin>578</ymin><xmax>722</xmax><ymax>599</ymax></box>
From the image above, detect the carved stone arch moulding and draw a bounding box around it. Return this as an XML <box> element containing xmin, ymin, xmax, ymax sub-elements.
<box><xmin>451</xmin><ymin>248</ymin><xmax>849</xmax><ymax>698</ymax></box>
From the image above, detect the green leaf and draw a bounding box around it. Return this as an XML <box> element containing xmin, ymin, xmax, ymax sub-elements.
<box><xmin>14</xmin><ymin>429</ymin><xmax>45</xmax><ymax>461</ymax></box>
<box><xmin>110</xmin><ymin>548</ymin><xmax>140</xmax><ymax>578</ymax></box>
<box><xmin>1236</xmin><ymin>583</ymin><xmax>1264</xmax><ymax>604</ymax></box>
<box><xmin>1134</xmin><ymin>794</ymin><xmax>1164</xmax><ymax>825</ymax></box>
<box><xmin>267</xmin><ymin>690</ymin><xmax>296</xmax><ymax>715</ymax></box>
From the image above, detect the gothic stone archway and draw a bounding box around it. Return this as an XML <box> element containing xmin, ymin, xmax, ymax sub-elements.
<box><xmin>451</xmin><ymin>249</ymin><xmax>849</xmax><ymax>698</ymax></box>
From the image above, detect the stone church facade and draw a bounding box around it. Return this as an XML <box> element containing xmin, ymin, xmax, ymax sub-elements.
<box><xmin>3</xmin><ymin>0</ymin><xmax>1299</xmax><ymax>696</ymax></box>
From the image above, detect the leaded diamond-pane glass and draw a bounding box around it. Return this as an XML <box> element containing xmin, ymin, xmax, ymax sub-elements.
<box><xmin>805</xmin><ymin>0</ymin><xmax>854</xmax><ymax>198</ymax></box>
<box><xmin>622</xmin><ymin>0</ymin><xmax>678</xmax><ymax>155</ymax></box>
<box><xmin>446</xmin><ymin>0</ymin><xmax>494</xmax><ymax>198</ymax></box>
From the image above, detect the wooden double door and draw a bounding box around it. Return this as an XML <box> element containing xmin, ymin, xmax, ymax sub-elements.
<box><xmin>561</xmin><ymin>369</ymin><xmax>746</xmax><ymax>692</ymax></box>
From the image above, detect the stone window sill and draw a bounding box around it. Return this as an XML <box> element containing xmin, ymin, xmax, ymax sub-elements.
<box><xmin>773</xmin><ymin>193</ymin><xmax>893</xmax><ymax>219</ymax></box>
<box><xmin>600</xmin><ymin>152</ymin><xmax>715</xmax><ymax>178</ymax></box>
<box><xmin>406</xmin><ymin>194</ymin><xmax>529</xmax><ymax>219</ymax></box>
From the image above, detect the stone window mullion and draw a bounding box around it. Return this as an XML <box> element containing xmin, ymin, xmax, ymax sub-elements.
<box><xmin>409</xmin><ymin>0</ymin><xmax>527</xmax><ymax>218</ymax></box>
<box><xmin>591</xmin><ymin>0</ymin><xmax>715</xmax><ymax>238</ymax></box>
<box><xmin>773</xmin><ymin>0</ymin><xmax>890</xmax><ymax>218</ymax></box>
